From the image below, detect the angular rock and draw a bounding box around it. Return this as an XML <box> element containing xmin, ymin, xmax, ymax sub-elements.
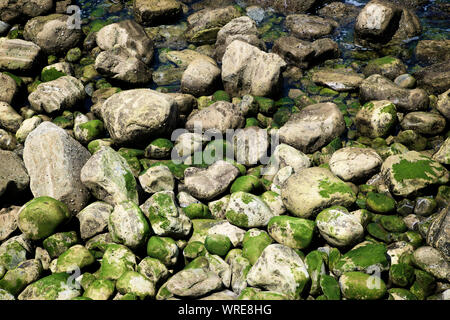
<box><xmin>312</xmin><ymin>69</ymin><xmax>365</xmax><ymax>92</ymax></box>
<box><xmin>139</xmin><ymin>165</ymin><xmax>175</xmax><ymax>194</ymax></box>
<box><xmin>225</xmin><ymin>192</ymin><xmax>276</xmax><ymax>228</ymax></box>
<box><xmin>245</xmin><ymin>0</ymin><xmax>320</xmax><ymax>15</ymax></box>
<box><xmin>0</xmin><ymin>38</ymin><xmax>41</xmax><ymax>72</ymax></box>
<box><xmin>281</xmin><ymin>167</ymin><xmax>356</xmax><ymax>219</ymax></box>
<box><xmin>0</xmin><ymin>0</ymin><xmax>53</xmax><ymax>24</ymax></box>
<box><xmin>190</xmin><ymin>219</ymin><xmax>245</xmax><ymax>247</ymax></box>
<box><xmin>278</xmin><ymin>102</ymin><xmax>345</xmax><ymax>153</ymax></box>
<box><xmin>329</xmin><ymin>147</ymin><xmax>383</xmax><ymax>182</ymax></box>
<box><xmin>77</xmin><ymin>202</ymin><xmax>113</xmax><ymax>240</ymax></box>
<box><xmin>55</xmin><ymin>245</ymin><xmax>95</xmax><ymax>273</ymax></box>
<box><xmin>413</xmin><ymin>246</ymin><xmax>450</xmax><ymax>280</ymax></box>
<box><xmin>222</xmin><ymin>40</ymin><xmax>286</xmax><ymax>98</ymax></box>
<box><xmin>23</xmin><ymin>122</ymin><xmax>90</xmax><ymax>213</ymax></box>
<box><xmin>0</xmin><ymin>150</ymin><xmax>29</xmax><ymax>197</ymax></box>
<box><xmin>23</xmin><ymin>14</ymin><xmax>82</xmax><ymax>55</ymax></box>
<box><xmin>80</xmin><ymin>146</ymin><xmax>138</xmax><ymax>206</ymax></box>
<box><xmin>246</xmin><ymin>244</ymin><xmax>310</xmax><ymax>299</ymax></box>
<box><xmin>433</xmin><ymin>137</ymin><xmax>450</xmax><ymax>165</ymax></box>
<box><xmin>413</xmin><ymin>61</ymin><xmax>450</xmax><ymax>95</ymax></box>
<box><xmin>363</xmin><ymin>56</ymin><xmax>407</xmax><ymax>80</ymax></box>
<box><xmin>166</xmin><ymin>268</ymin><xmax>223</xmax><ymax>297</ymax></box>
<box><xmin>437</xmin><ymin>89</ymin><xmax>450</xmax><ymax>120</ymax></box>
<box><xmin>15</xmin><ymin>116</ymin><xmax>42</xmax><ymax>144</ymax></box>
<box><xmin>381</xmin><ymin>151</ymin><xmax>449</xmax><ymax>196</ymax></box>
<box><xmin>116</xmin><ymin>270</ymin><xmax>155</xmax><ymax>299</ymax></box>
<box><xmin>28</xmin><ymin>76</ymin><xmax>85</xmax><ymax>113</ymax></box>
<box><xmin>133</xmin><ymin>0</ymin><xmax>182</xmax><ymax>26</ymax></box>
<box><xmin>426</xmin><ymin>206</ymin><xmax>450</xmax><ymax>260</ymax></box>
<box><xmin>355</xmin><ymin>100</ymin><xmax>397</xmax><ymax>138</ymax></box>
<box><xmin>101</xmin><ymin>89</ymin><xmax>177</xmax><ymax>145</ymax></box>
<box><xmin>181</xmin><ymin>58</ymin><xmax>221</xmax><ymax>96</ymax></box>
<box><xmin>285</xmin><ymin>14</ymin><xmax>338</xmax><ymax>40</ymax></box>
<box><xmin>184</xmin><ymin>160</ymin><xmax>240</xmax><ymax>200</ymax></box>
<box><xmin>360</xmin><ymin>74</ymin><xmax>429</xmax><ymax>112</ymax></box>
<box><xmin>263</xmin><ymin>143</ymin><xmax>310</xmax><ymax>180</ymax></box>
<box><xmin>0</xmin><ymin>206</ymin><xmax>20</xmax><ymax>241</ymax></box>
<box><xmin>0</xmin><ymin>102</ymin><xmax>22</xmax><ymax>132</ymax></box>
<box><xmin>232</xmin><ymin>126</ymin><xmax>269</xmax><ymax>166</ymax></box>
<box><xmin>0</xmin><ymin>73</ymin><xmax>17</xmax><ymax>104</ymax></box>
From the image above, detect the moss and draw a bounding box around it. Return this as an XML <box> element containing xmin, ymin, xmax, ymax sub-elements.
<box><xmin>204</xmin><ymin>234</ymin><xmax>232</xmax><ymax>257</ymax></box>
<box><xmin>3</xmin><ymin>72</ymin><xmax>23</xmax><ymax>87</ymax></box>
<box><xmin>410</xmin><ymin>269</ymin><xmax>435</xmax><ymax>300</ymax></box>
<box><xmin>41</xmin><ymin>67</ymin><xmax>66</xmax><ymax>82</ymax></box>
<box><xmin>254</xmin><ymin>96</ymin><xmax>275</xmax><ymax>115</ymax></box>
<box><xmin>230</xmin><ymin>175</ymin><xmax>262</xmax><ymax>194</ymax></box>
<box><xmin>245</xmin><ymin>117</ymin><xmax>260</xmax><ymax>128</ymax></box>
<box><xmin>183</xmin><ymin>203</ymin><xmax>213</xmax><ymax>219</ymax></box>
<box><xmin>380</xmin><ymin>215</ymin><xmax>407</xmax><ymax>233</ymax></box>
<box><xmin>242</xmin><ymin>230</ymin><xmax>272</xmax><ymax>265</ymax></box>
<box><xmin>225</xmin><ymin>209</ymin><xmax>249</xmax><ymax>227</ymax></box>
<box><xmin>366</xmin><ymin>192</ymin><xmax>396</xmax><ymax>213</ymax></box>
<box><xmin>392</xmin><ymin>158</ymin><xmax>442</xmax><ymax>184</ymax></box>
<box><xmin>340</xmin><ymin>272</ymin><xmax>387</xmax><ymax>300</ymax></box>
<box><xmin>320</xmin><ymin>88</ymin><xmax>339</xmax><ymax>97</ymax></box>
<box><xmin>334</xmin><ymin>243</ymin><xmax>389</xmax><ymax>274</ymax></box>
<box><xmin>320</xmin><ymin>274</ymin><xmax>341</xmax><ymax>300</ymax></box>
<box><xmin>148</xmin><ymin>161</ymin><xmax>189</xmax><ymax>179</ymax></box>
<box><xmin>268</xmin><ymin>216</ymin><xmax>315</xmax><ymax>249</ymax></box>
<box><xmin>366</xmin><ymin>223</ymin><xmax>391</xmax><ymax>243</ymax></box>
<box><xmin>66</xmin><ymin>47</ymin><xmax>82</xmax><ymax>63</ymax></box>
<box><xmin>43</xmin><ymin>231</ymin><xmax>79</xmax><ymax>258</ymax></box>
<box><xmin>212</xmin><ymin>90</ymin><xmax>231</xmax><ymax>102</ymax></box>
<box><xmin>183</xmin><ymin>241</ymin><xmax>206</xmax><ymax>260</ymax></box>
<box><xmin>149</xmin><ymin>138</ymin><xmax>173</xmax><ymax>150</ymax></box>
<box><xmin>146</xmin><ymin>236</ymin><xmax>177</xmax><ymax>265</ymax></box>
<box><xmin>369</xmin><ymin>56</ymin><xmax>397</xmax><ymax>66</ymax></box>
<box><xmin>400</xmin><ymin>231</ymin><xmax>423</xmax><ymax>248</ymax></box>
<box><xmin>389</xmin><ymin>263</ymin><xmax>415</xmax><ymax>287</ymax></box>
<box><xmin>185</xmin><ymin>256</ymin><xmax>209</xmax><ymax>270</ymax></box>
<box><xmin>78</xmin><ymin>119</ymin><xmax>104</xmax><ymax>140</ymax></box>
<box><xmin>318</xmin><ymin>177</ymin><xmax>355</xmax><ymax>199</ymax></box>
<box><xmin>388</xmin><ymin>288</ymin><xmax>417</xmax><ymax>300</ymax></box>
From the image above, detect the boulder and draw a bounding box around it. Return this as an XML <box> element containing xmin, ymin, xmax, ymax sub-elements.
<box><xmin>414</xmin><ymin>61</ymin><xmax>450</xmax><ymax>95</ymax></box>
<box><xmin>0</xmin><ymin>73</ymin><xmax>17</xmax><ymax>104</ymax></box>
<box><xmin>0</xmin><ymin>0</ymin><xmax>53</xmax><ymax>23</ymax></box>
<box><xmin>363</xmin><ymin>56</ymin><xmax>407</xmax><ymax>80</ymax></box>
<box><xmin>278</xmin><ymin>102</ymin><xmax>345</xmax><ymax>154</ymax></box>
<box><xmin>133</xmin><ymin>0</ymin><xmax>182</xmax><ymax>26</ymax></box>
<box><xmin>0</xmin><ymin>38</ymin><xmax>41</xmax><ymax>72</ymax></box>
<box><xmin>355</xmin><ymin>100</ymin><xmax>397</xmax><ymax>138</ymax></box>
<box><xmin>400</xmin><ymin>112</ymin><xmax>446</xmax><ymax>135</ymax></box>
<box><xmin>312</xmin><ymin>69</ymin><xmax>365</xmax><ymax>92</ymax></box>
<box><xmin>285</xmin><ymin>14</ymin><xmax>338</xmax><ymax>40</ymax></box>
<box><xmin>415</xmin><ymin>40</ymin><xmax>450</xmax><ymax>65</ymax></box>
<box><xmin>23</xmin><ymin>122</ymin><xmax>91</xmax><ymax>213</ymax></box>
<box><xmin>222</xmin><ymin>40</ymin><xmax>286</xmax><ymax>98</ymax></box>
<box><xmin>181</xmin><ymin>58</ymin><xmax>221</xmax><ymax>96</ymax></box>
<box><xmin>0</xmin><ymin>150</ymin><xmax>29</xmax><ymax>197</ymax></box>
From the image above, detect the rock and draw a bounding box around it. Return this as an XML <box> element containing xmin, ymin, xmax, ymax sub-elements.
<box><xmin>99</xmin><ymin>244</ymin><xmax>136</xmax><ymax>280</ymax></box>
<box><xmin>312</xmin><ymin>69</ymin><xmax>365</xmax><ymax>92</ymax></box>
<box><xmin>100</xmin><ymin>89</ymin><xmax>177</xmax><ymax>145</ymax></box>
<box><xmin>427</xmin><ymin>207</ymin><xmax>450</xmax><ymax>260</ymax></box>
<box><xmin>232</xmin><ymin>127</ymin><xmax>269</xmax><ymax>166</ymax></box>
<box><xmin>94</xmin><ymin>46</ymin><xmax>152</xmax><ymax>85</ymax></box>
<box><xmin>400</xmin><ymin>112</ymin><xmax>446</xmax><ymax>135</ymax></box>
<box><xmin>15</xmin><ymin>116</ymin><xmax>42</xmax><ymax>144</ymax></box>
<box><xmin>0</xmin><ymin>38</ymin><xmax>41</xmax><ymax>72</ymax></box>
<box><xmin>394</xmin><ymin>74</ymin><xmax>416</xmax><ymax>89</ymax></box>
<box><xmin>413</xmin><ymin>246</ymin><xmax>450</xmax><ymax>280</ymax></box>
<box><xmin>137</xmin><ymin>257</ymin><xmax>169</xmax><ymax>284</ymax></box>
<box><xmin>360</xmin><ymin>74</ymin><xmax>429</xmax><ymax>112</ymax></box>
<box><xmin>184</xmin><ymin>160</ymin><xmax>239</xmax><ymax>200</ymax></box>
<box><xmin>381</xmin><ymin>151</ymin><xmax>449</xmax><ymax>197</ymax></box>
<box><xmin>185</xmin><ymin>101</ymin><xmax>244</xmax><ymax>134</ymax></box>
<box><xmin>185</xmin><ymin>6</ymin><xmax>241</xmax><ymax>45</ymax></box>
<box><xmin>23</xmin><ymin>122</ymin><xmax>91</xmax><ymax>213</ymax></box>
<box><xmin>172</xmin><ymin>132</ymin><xmax>204</xmax><ymax>159</ymax></box>
<box><xmin>181</xmin><ymin>58</ymin><xmax>221</xmax><ymax>96</ymax></box>
<box><xmin>23</xmin><ymin>14</ymin><xmax>82</xmax><ymax>55</ymax></box>
<box><xmin>366</xmin><ymin>192</ymin><xmax>396</xmax><ymax>213</ymax></box>
<box><xmin>330</xmin><ymin>147</ymin><xmax>383</xmax><ymax>182</ymax></box>
<box><xmin>316</xmin><ymin>206</ymin><xmax>364</xmax><ymax>247</ymax></box>
<box><xmin>318</xmin><ymin>2</ymin><xmax>361</xmax><ymax>25</ymax></box>
<box><xmin>166</xmin><ymin>267</ymin><xmax>222</xmax><ymax>297</ymax></box>
<box><xmin>43</xmin><ymin>231</ymin><xmax>79</xmax><ymax>259</ymax></box>
<box><xmin>363</xmin><ymin>56</ymin><xmax>407</xmax><ymax>80</ymax></box>
<box><xmin>268</xmin><ymin>216</ymin><xmax>315</xmax><ymax>249</ymax></box>
<box><xmin>55</xmin><ymin>245</ymin><xmax>95</xmax><ymax>273</ymax></box>
<box><xmin>133</xmin><ymin>0</ymin><xmax>182</xmax><ymax>26</ymax></box>
<box><xmin>0</xmin><ymin>128</ymin><xmax>16</xmax><ymax>150</ymax></box>
<box><xmin>190</xmin><ymin>219</ymin><xmax>245</xmax><ymax>247</ymax></box>
<box><xmin>0</xmin><ymin>236</ymin><xmax>28</xmax><ymax>270</ymax></box>
<box><xmin>108</xmin><ymin>201</ymin><xmax>150</xmax><ymax>249</ymax></box>
<box><xmin>139</xmin><ymin>166</ymin><xmax>175</xmax><ymax>194</ymax></box>
<box><xmin>77</xmin><ymin>202</ymin><xmax>113</xmax><ymax>240</ymax></box>
<box><xmin>281</xmin><ymin>167</ymin><xmax>356</xmax><ymax>219</ymax></box>
<box><xmin>355</xmin><ymin>100</ymin><xmax>397</xmax><ymax>138</ymax></box>
<box><xmin>0</xmin><ymin>73</ymin><xmax>17</xmax><ymax>104</ymax></box>
<box><xmin>413</xmin><ymin>61</ymin><xmax>450</xmax><ymax>95</ymax></box>
<box><xmin>214</xmin><ymin>16</ymin><xmax>264</xmax><ymax>63</ymax></box>
<box><xmin>18</xmin><ymin>273</ymin><xmax>80</xmax><ymax>300</ymax></box>
<box><xmin>433</xmin><ymin>137</ymin><xmax>450</xmax><ymax>165</ymax></box>
<box><xmin>339</xmin><ymin>272</ymin><xmax>387</xmax><ymax>300</ymax></box>
<box><xmin>246</xmin><ymin>244</ymin><xmax>310</xmax><ymax>299</ymax></box>
<box><xmin>145</xmin><ymin>138</ymin><xmax>174</xmax><ymax>159</ymax></box>
<box><xmin>83</xmin><ymin>279</ymin><xmax>115</xmax><ymax>300</ymax></box>
<box><xmin>96</xmin><ymin>20</ymin><xmax>154</xmax><ymax>65</ymax></box>
<box><xmin>147</xmin><ymin>236</ymin><xmax>179</xmax><ymax>266</ymax></box>
<box><xmin>165</xmin><ymin>49</ymin><xmax>214</xmax><ymax>69</ymax></box>
<box><xmin>17</xmin><ymin>196</ymin><xmax>70</xmax><ymax>240</ymax></box>
<box><xmin>80</xmin><ymin>146</ymin><xmax>138</xmax><ymax>206</ymax></box>
<box><xmin>28</xmin><ymin>76</ymin><xmax>85</xmax><ymax>113</ymax></box>
<box><xmin>263</xmin><ymin>143</ymin><xmax>310</xmax><ymax>180</ymax></box>
<box><xmin>285</xmin><ymin>14</ymin><xmax>338</xmax><ymax>40</ymax></box>
<box><xmin>0</xmin><ymin>0</ymin><xmax>53</xmax><ymax>23</ymax></box>
<box><xmin>437</xmin><ymin>89</ymin><xmax>450</xmax><ymax>120</ymax></box>
<box><xmin>278</xmin><ymin>102</ymin><xmax>345</xmax><ymax>154</ymax></box>
<box><xmin>116</xmin><ymin>271</ymin><xmax>155</xmax><ymax>299</ymax></box>
<box><xmin>0</xmin><ymin>259</ymin><xmax>42</xmax><ymax>296</ymax></box>
<box><xmin>244</xmin><ymin>0</ymin><xmax>320</xmax><ymax>15</ymax></box>
<box><xmin>0</xmin><ymin>206</ymin><xmax>20</xmax><ymax>241</ymax></box>
<box><xmin>222</xmin><ymin>40</ymin><xmax>286</xmax><ymax>98</ymax></box>
<box><xmin>0</xmin><ymin>150</ymin><xmax>29</xmax><ymax>197</ymax></box>
<box><xmin>144</xmin><ymin>191</ymin><xmax>192</xmax><ymax>238</ymax></box>
<box><xmin>225</xmin><ymin>192</ymin><xmax>275</xmax><ymax>228</ymax></box>
<box><xmin>415</xmin><ymin>40</ymin><xmax>450</xmax><ymax>65</ymax></box>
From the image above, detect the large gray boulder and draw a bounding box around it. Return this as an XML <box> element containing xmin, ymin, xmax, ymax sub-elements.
<box><xmin>0</xmin><ymin>38</ymin><xmax>41</xmax><ymax>72</ymax></box>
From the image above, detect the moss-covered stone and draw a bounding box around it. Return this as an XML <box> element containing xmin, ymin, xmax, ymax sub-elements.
<box><xmin>0</xmin><ymin>259</ymin><xmax>42</xmax><ymax>296</ymax></box>
<box><xmin>388</xmin><ymin>288</ymin><xmax>417</xmax><ymax>300</ymax></box>
<box><xmin>55</xmin><ymin>245</ymin><xmax>95</xmax><ymax>273</ymax></box>
<box><xmin>410</xmin><ymin>269</ymin><xmax>436</xmax><ymax>300</ymax></box>
<box><xmin>380</xmin><ymin>215</ymin><xmax>407</xmax><ymax>233</ymax></box>
<box><xmin>320</xmin><ymin>274</ymin><xmax>341</xmax><ymax>300</ymax></box>
<box><xmin>339</xmin><ymin>272</ymin><xmax>387</xmax><ymax>300</ymax></box>
<box><xmin>41</xmin><ymin>67</ymin><xmax>66</xmax><ymax>82</ymax></box>
<box><xmin>242</xmin><ymin>229</ymin><xmax>272</xmax><ymax>265</ymax></box>
<box><xmin>145</xmin><ymin>138</ymin><xmax>173</xmax><ymax>159</ymax></box>
<box><xmin>83</xmin><ymin>279</ymin><xmax>115</xmax><ymax>300</ymax></box>
<box><xmin>389</xmin><ymin>263</ymin><xmax>415</xmax><ymax>287</ymax></box>
<box><xmin>366</xmin><ymin>192</ymin><xmax>396</xmax><ymax>213</ymax></box>
<box><xmin>87</xmin><ymin>139</ymin><xmax>113</xmax><ymax>154</ymax></box>
<box><xmin>238</xmin><ymin>287</ymin><xmax>290</xmax><ymax>300</ymax></box>
<box><xmin>254</xmin><ymin>96</ymin><xmax>275</xmax><ymax>115</ymax></box>
<box><xmin>230</xmin><ymin>175</ymin><xmax>262</xmax><ymax>194</ymax></box>
<box><xmin>268</xmin><ymin>216</ymin><xmax>315</xmax><ymax>250</ymax></box>
<box><xmin>183</xmin><ymin>241</ymin><xmax>207</xmax><ymax>260</ymax></box>
<box><xmin>18</xmin><ymin>273</ymin><xmax>81</xmax><ymax>300</ymax></box>
<box><xmin>66</xmin><ymin>48</ymin><xmax>82</xmax><ymax>63</ymax></box>
<box><xmin>43</xmin><ymin>231</ymin><xmax>79</xmax><ymax>258</ymax></box>
<box><xmin>212</xmin><ymin>90</ymin><xmax>231</xmax><ymax>102</ymax></box>
<box><xmin>99</xmin><ymin>244</ymin><xmax>136</xmax><ymax>281</ymax></box>
<box><xmin>146</xmin><ymin>236</ymin><xmax>179</xmax><ymax>267</ymax></box>
<box><xmin>116</xmin><ymin>271</ymin><xmax>155</xmax><ymax>300</ymax></box>
<box><xmin>18</xmin><ymin>197</ymin><xmax>71</xmax><ymax>241</ymax></box>
<box><xmin>204</xmin><ymin>234</ymin><xmax>232</xmax><ymax>257</ymax></box>
<box><xmin>305</xmin><ymin>250</ymin><xmax>325</xmax><ymax>295</ymax></box>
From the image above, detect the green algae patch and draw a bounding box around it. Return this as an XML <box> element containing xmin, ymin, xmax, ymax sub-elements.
<box><xmin>318</xmin><ymin>177</ymin><xmax>355</xmax><ymax>199</ymax></box>
<box><xmin>41</xmin><ymin>68</ymin><xmax>66</xmax><ymax>82</ymax></box>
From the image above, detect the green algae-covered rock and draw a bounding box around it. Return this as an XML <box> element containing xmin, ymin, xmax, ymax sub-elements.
<box><xmin>18</xmin><ymin>273</ymin><xmax>81</xmax><ymax>300</ymax></box>
<box><xmin>254</xmin><ymin>96</ymin><xmax>275</xmax><ymax>115</ymax></box>
<box><xmin>99</xmin><ymin>244</ymin><xmax>136</xmax><ymax>281</ymax></box>
<box><xmin>83</xmin><ymin>279</ymin><xmax>115</xmax><ymax>300</ymax></box>
<box><xmin>147</xmin><ymin>236</ymin><xmax>179</xmax><ymax>267</ymax></box>
<box><xmin>246</xmin><ymin>244</ymin><xmax>310</xmax><ymax>299</ymax></box>
<box><xmin>55</xmin><ymin>245</ymin><xmax>95</xmax><ymax>273</ymax></box>
<box><xmin>75</xmin><ymin>119</ymin><xmax>104</xmax><ymax>144</ymax></box>
<box><xmin>410</xmin><ymin>269</ymin><xmax>436</xmax><ymax>300</ymax></box>
<box><xmin>238</xmin><ymin>287</ymin><xmax>290</xmax><ymax>300</ymax></box>
<box><xmin>145</xmin><ymin>138</ymin><xmax>174</xmax><ymax>159</ymax></box>
<box><xmin>183</xmin><ymin>241</ymin><xmax>207</xmax><ymax>260</ymax></box>
<box><xmin>339</xmin><ymin>272</ymin><xmax>387</xmax><ymax>300</ymax></box>
<box><xmin>43</xmin><ymin>231</ymin><xmax>79</xmax><ymax>258</ymax></box>
<box><xmin>80</xmin><ymin>146</ymin><xmax>139</xmax><ymax>206</ymax></box>
<box><xmin>183</xmin><ymin>203</ymin><xmax>213</xmax><ymax>219</ymax></box>
<box><xmin>230</xmin><ymin>175</ymin><xmax>262</xmax><ymax>194</ymax></box>
<box><xmin>381</xmin><ymin>151</ymin><xmax>449</xmax><ymax>197</ymax></box>
<box><xmin>305</xmin><ymin>251</ymin><xmax>326</xmax><ymax>295</ymax></box>
<box><xmin>388</xmin><ymin>288</ymin><xmax>418</xmax><ymax>300</ymax></box>
<box><xmin>204</xmin><ymin>234</ymin><xmax>232</xmax><ymax>257</ymax></box>
<box><xmin>225</xmin><ymin>250</ymin><xmax>251</xmax><ymax>294</ymax></box>
<box><xmin>366</xmin><ymin>222</ymin><xmax>391</xmax><ymax>243</ymax></box>
<box><xmin>225</xmin><ymin>192</ymin><xmax>276</xmax><ymax>228</ymax></box>
<box><xmin>366</xmin><ymin>192</ymin><xmax>396</xmax><ymax>213</ymax></box>
<box><xmin>315</xmin><ymin>206</ymin><xmax>364</xmax><ymax>247</ymax></box>
<box><xmin>0</xmin><ymin>288</ymin><xmax>15</xmax><ymax>300</ymax></box>
<box><xmin>212</xmin><ymin>90</ymin><xmax>231</xmax><ymax>102</ymax></box>
<box><xmin>108</xmin><ymin>201</ymin><xmax>150</xmax><ymax>249</ymax></box>
<box><xmin>320</xmin><ymin>274</ymin><xmax>341</xmax><ymax>300</ymax></box>
<box><xmin>137</xmin><ymin>257</ymin><xmax>169</xmax><ymax>285</ymax></box>
<box><xmin>0</xmin><ymin>259</ymin><xmax>42</xmax><ymax>296</ymax></box>
<box><xmin>333</xmin><ymin>242</ymin><xmax>390</xmax><ymax>276</ymax></box>
<box><xmin>268</xmin><ymin>216</ymin><xmax>315</xmax><ymax>249</ymax></box>
<box><xmin>389</xmin><ymin>263</ymin><xmax>415</xmax><ymax>287</ymax></box>
<box><xmin>189</xmin><ymin>219</ymin><xmax>246</xmax><ymax>247</ymax></box>
<box><xmin>17</xmin><ymin>196</ymin><xmax>71</xmax><ymax>241</ymax></box>
<box><xmin>0</xmin><ymin>238</ymin><xmax>27</xmax><ymax>271</ymax></box>
<box><xmin>380</xmin><ymin>215</ymin><xmax>407</xmax><ymax>233</ymax></box>
<box><xmin>116</xmin><ymin>271</ymin><xmax>155</xmax><ymax>300</ymax></box>
<box><xmin>242</xmin><ymin>229</ymin><xmax>273</xmax><ymax>265</ymax></box>
<box><xmin>145</xmin><ymin>191</ymin><xmax>192</xmax><ymax>238</ymax></box>
<box><xmin>87</xmin><ymin>138</ymin><xmax>113</xmax><ymax>154</ymax></box>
